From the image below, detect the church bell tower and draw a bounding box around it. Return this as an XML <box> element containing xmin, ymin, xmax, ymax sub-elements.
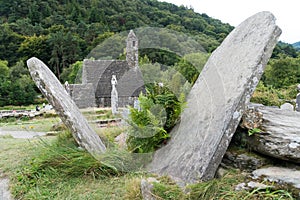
<box><xmin>126</xmin><ymin>30</ymin><xmax>138</xmax><ymax>68</ymax></box>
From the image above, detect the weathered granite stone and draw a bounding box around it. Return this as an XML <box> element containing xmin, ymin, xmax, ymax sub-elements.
<box><xmin>252</xmin><ymin>167</ymin><xmax>300</xmax><ymax>190</ymax></box>
<box><xmin>27</xmin><ymin>57</ymin><xmax>106</xmax><ymax>158</ymax></box>
<box><xmin>141</xmin><ymin>177</ymin><xmax>159</xmax><ymax>200</ymax></box>
<box><xmin>280</xmin><ymin>102</ymin><xmax>294</xmax><ymax>111</ymax></box>
<box><xmin>296</xmin><ymin>93</ymin><xmax>300</xmax><ymax>112</ymax></box>
<box><xmin>222</xmin><ymin>150</ymin><xmax>271</xmax><ymax>172</ymax></box>
<box><xmin>240</xmin><ymin>104</ymin><xmax>300</xmax><ymax>163</ymax></box>
<box><xmin>114</xmin><ymin>132</ymin><xmax>128</xmax><ymax>149</ymax></box>
<box><xmin>148</xmin><ymin>11</ymin><xmax>281</xmax><ymax>183</ymax></box>
<box><xmin>235</xmin><ymin>181</ymin><xmax>271</xmax><ymax>191</ymax></box>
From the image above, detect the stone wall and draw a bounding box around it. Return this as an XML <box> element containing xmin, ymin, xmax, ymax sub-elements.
<box><xmin>70</xmin><ymin>84</ymin><xmax>96</xmax><ymax>108</ymax></box>
<box><xmin>97</xmin><ymin>96</ymin><xmax>136</xmax><ymax>107</ymax></box>
<box><xmin>82</xmin><ymin>59</ymin><xmax>114</xmax><ymax>86</ymax></box>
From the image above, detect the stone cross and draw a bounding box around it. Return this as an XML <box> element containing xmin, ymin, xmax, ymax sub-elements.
<box><xmin>148</xmin><ymin>11</ymin><xmax>281</xmax><ymax>183</ymax></box>
<box><xmin>111</xmin><ymin>75</ymin><xmax>118</xmax><ymax>115</ymax></box>
<box><xmin>27</xmin><ymin>57</ymin><xmax>106</xmax><ymax>159</ymax></box>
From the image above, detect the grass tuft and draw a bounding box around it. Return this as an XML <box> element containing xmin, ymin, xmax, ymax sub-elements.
<box><xmin>10</xmin><ymin>131</ymin><xmax>128</xmax><ymax>199</ymax></box>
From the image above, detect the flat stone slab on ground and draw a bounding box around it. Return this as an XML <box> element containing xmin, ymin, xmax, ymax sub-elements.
<box><xmin>148</xmin><ymin>11</ymin><xmax>281</xmax><ymax>183</ymax></box>
<box><xmin>252</xmin><ymin>167</ymin><xmax>300</xmax><ymax>189</ymax></box>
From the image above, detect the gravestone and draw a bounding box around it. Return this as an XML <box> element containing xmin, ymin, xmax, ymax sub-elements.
<box><xmin>27</xmin><ymin>57</ymin><xmax>106</xmax><ymax>158</ymax></box>
<box><xmin>148</xmin><ymin>11</ymin><xmax>281</xmax><ymax>183</ymax></box>
<box><xmin>111</xmin><ymin>75</ymin><xmax>118</xmax><ymax>115</ymax></box>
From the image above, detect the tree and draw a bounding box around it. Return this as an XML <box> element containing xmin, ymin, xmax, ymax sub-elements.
<box><xmin>9</xmin><ymin>75</ymin><xmax>37</xmax><ymax>105</ymax></box>
<box><xmin>18</xmin><ymin>35</ymin><xmax>51</xmax><ymax>65</ymax></box>
<box><xmin>60</xmin><ymin>61</ymin><xmax>83</xmax><ymax>84</ymax></box>
<box><xmin>9</xmin><ymin>60</ymin><xmax>29</xmax><ymax>79</ymax></box>
<box><xmin>0</xmin><ymin>60</ymin><xmax>38</xmax><ymax>106</ymax></box>
<box><xmin>263</xmin><ymin>57</ymin><xmax>300</xmax><ymax>88</ymax></box>
<box><xmin>48</xmin><ymin>31</ymin><xmax>82</xmax><ymax>80</ymax></box>
<box><xmin>0</xmin><ymin>60</ymin><xmax>11</xmax><ymax>106</ymax></box>
<box><xmin>0</xmin><ymin>23</ymin><xmax>24</xmax><ymax>65</ymax></box>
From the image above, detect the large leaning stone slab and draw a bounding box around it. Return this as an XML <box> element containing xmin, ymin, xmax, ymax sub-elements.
<box><xmin>148</xmin><ymin>11</ymin><xmax>281</xmax><ymax>183</ymax></box>
<box><xmin>27</xmin><ymin>57</ymin><xmax>106</xmax><ymax>158</ymax></box>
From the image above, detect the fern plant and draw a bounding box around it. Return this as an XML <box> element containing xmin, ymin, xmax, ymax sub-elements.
<box><xmin>126</xmin><ymin>83</ymin><xmax>185</xmax><ymax>153</ymax></box>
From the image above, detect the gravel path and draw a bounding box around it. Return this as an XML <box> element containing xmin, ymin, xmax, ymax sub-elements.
<box><xmin>0</xmin><ymin>130</ymin><xmax>47</xmax><ymax>139</ymax></box>
<box><xmin>0</xmin><ymin>129</ymin><xmax>48</xmax><ymax>199</ymax></box>
<box><xmin>0</xmin><ymin>174</ymin><xmax>12</xmax><ymax>200</ymax></box>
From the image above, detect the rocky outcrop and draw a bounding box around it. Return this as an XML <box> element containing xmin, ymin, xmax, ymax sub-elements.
<box><xmin>240</xmin><ymin>103</ymin><xmax>300</xmax><ymax>163</ymax></box>
<box><xmin>148</xmin><ymin>11</ymin><xmax>281</xmax><ymax>183</ymax></box>
<box><xmin>222</xmin><ymin>150</ymin><xmax>272</xmax><ymax>172</ymax></box>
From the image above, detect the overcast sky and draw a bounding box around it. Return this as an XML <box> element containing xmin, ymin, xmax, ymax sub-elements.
<box><xmin>158</xmin><ymin>0</ymin><xmax>300</xmax><ymax>44</ymax></box>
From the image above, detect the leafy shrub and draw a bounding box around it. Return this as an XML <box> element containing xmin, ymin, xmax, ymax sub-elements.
<box><xmin>0</xmin><ymin>117</ymin><xmax>17</xmax><ymax>123</ymax></box>
<box><xmin>251</xmin><ymin>82</ymin><xmax>298</xmax><ymax>106</ymax></box>
<box><xmin>126</xmin><ymin>83</ymin><xmax>184</xmax><ymax>153</ymax></box>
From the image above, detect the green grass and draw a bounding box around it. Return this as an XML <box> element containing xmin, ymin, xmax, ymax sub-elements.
<box><xmin>0</xmin><ymin>105</ymin><xmax>36</xmax><ymax>111</ymax></box>
<box><xmin>5</xmin><ymin>131</ymin><xmax>147</xmax><ymax>199</ymax></box>
<box><xmin>0</xmin><ymin>138</ymin><xmax>42</xmax><ymax>174</ymax></box>
<box><xmin>0</xmin><ymin>112</ymin><xmax>297</xmax><ymax>200</ymax></box>
<box><xmin>0</xmin><ymin>116</ymin><xmax>60</xmax><ymax>132</ymax></box>
<box><xmin>1</xmin><ymin>133</ymin><xmax>297</xmax><ymax>200</ymax></box>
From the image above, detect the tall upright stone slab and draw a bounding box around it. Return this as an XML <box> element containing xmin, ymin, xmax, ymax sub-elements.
<box><xmin>27</xmin><ymin>57</ymin><xmax>106</xmax><ymax>158</ymax></box>
<box><xmin>148</xmin><ymin>12</ymin><xmax>281</xmax><ymax>183</ymax></box>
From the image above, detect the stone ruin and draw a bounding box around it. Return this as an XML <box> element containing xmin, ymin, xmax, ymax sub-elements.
<box><xmin>27</xmin><ymin>11</ymin><xmax>282</xmax><ymax>185</ymax></box>
<box><xmin>70</xmin><ymin>30</ymin><xmax>145</xmax><ymax>108</ymax></box>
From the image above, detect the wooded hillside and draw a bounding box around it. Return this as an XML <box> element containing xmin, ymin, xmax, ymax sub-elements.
<box><xmin>0</xmin><ymin>0</ymin><xmax>299</xmax><ymax>106</ymax></box>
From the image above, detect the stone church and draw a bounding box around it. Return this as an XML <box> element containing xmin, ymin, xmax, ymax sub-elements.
<box><xmin>70</xmin><ymin>30</ymin><xmax>145</xmax><ymax>108</ymax></box>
